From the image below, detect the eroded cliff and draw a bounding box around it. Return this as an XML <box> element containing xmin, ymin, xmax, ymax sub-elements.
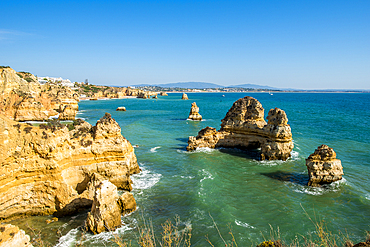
<box><xmin>187</xmin><ymin>96</ymin><xmax>294</xmax><ymax>160</ymax></box>
<box><xmin>0</xmin><ymin>112</ymin><xmax>140</xmax><ymax>221</ymax></box>
<box><xmin>0</xmin><ymin>67</ymin><xmax>79</xmax><ymax>121</ymax></box>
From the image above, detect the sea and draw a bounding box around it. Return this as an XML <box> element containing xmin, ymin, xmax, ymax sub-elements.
<box><xmin>11</xmin><ymin>92</ymin><xmax>370</xmax><ymax>246</ymax></box>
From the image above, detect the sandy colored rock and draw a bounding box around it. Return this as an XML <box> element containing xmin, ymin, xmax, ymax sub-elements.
<box><xmin>0</xmin><ymin>67</ymin><xmax>79</xmax><ymax>121</ymax></box>
<box><xmin>160</xmin><ymin>92</ymin><xmax>168</xmax><ymax>96</ymax></box>
<box><xmin>306</xmin><ymin>144</ymin><xmax>343</xmax><ymax>187</ymax></box>
<box><xmin>116</xmin><ymin>106</ymin><xmax>126</xmax><ymax>111</ymax></box>
<box><xmin>0</xmin><ymin>224</ymin><xmax>33</xmax><ymax>247</ymax></box>
<box><xmin>188</xmin><ymin>102</ymin><xmax>202</xmax><ymax>121</ymax></box>
<box><xmin>0</xmin><ymin>113</ymin><xmax>140</xmax><ymax>221</ymax></box>
<box><xmin>182</xmin><ymin>93</ymin><xmax>188</xmax><ymax>100</ymax></box>
<box><xmin>85</xmin><ymin>180</ymin><xmax>123</xmax><ymax>234</ymax></box>
<box><xmin>187</xmin><ymin>96</ymin><xmax>294</xmax><ymax>161</ymax></box>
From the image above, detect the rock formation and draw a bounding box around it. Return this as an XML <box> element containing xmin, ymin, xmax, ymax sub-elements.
<box><xmin>85</xmin><ymin>180</ymin><xmax>136</xmax><ymax>234</ymax></box>
<box><xmin>182</xmin><ymin>93</ymin><xmax>188</xmax><ymax>100</ymax></box>
<box><xmin>0</xmin><ymin>67</ymin><xmax>79</xmax><ymax>121</ymax></box>
<box><xmin>116</xmin><ymin>107</ymin><xmax>126</xmax><ymax>111</ymax></box>
<box><xmin>160</xmin><ymin>92</ymin><xmax>168</xmax><ymax>96</ymax></box>
<box><xmin>188</xmin><ymin>102</ymin><xmax>202</xmax><ymax>121</ymax></box>
<box><xmin>187</xmin><ymin>96</ymin><xmax>293</xmax><ymax>161</ymax></box>
<box><xmin>0</xmin><ymin>112</ymin><xmax>140</xmax><ymax>221</ymax></box>
<box><xmin>306</xmin><ymin>145</ymin><xmax>343</xmax><ymax>187</ymax></box>
<box><xmin>0</xmin><ymin>224</ymin><xmax>33</xmax><ymax>247</ymax></box>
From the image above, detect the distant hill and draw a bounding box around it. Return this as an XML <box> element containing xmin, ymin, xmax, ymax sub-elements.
<box><xmin>229</xmin><ymin>83</ymin><xmax>277</xmax><ymax>90</ymax></box>
<box><xmin>132</xmin><ymin>82</ymin><xmax>224</xmax><ymax>89</ymax></box>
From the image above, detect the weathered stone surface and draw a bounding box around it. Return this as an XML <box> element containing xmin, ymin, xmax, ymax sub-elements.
<box><xmin>188</xmin><ymin>102</ymin><xmax>202</xmax><ymax>121</ymax></box>
<box><xmin>85</xmin><ymin>180</ymin><xmax>122</xmax><ymax>234</ymax></box>
<box><xmin>306</xmin><ymin>145</ymin><xmax>343</xmax><ymax>187</ymax></box>
<box><xmin>182</xmin><ymin>93</ymin><xmax>188</xmax><ymax>100</ymax></box>
<box><xmin>187</xmin><ymin>96</ymin><xmax>294</xmax><ymax>161</ymax></box>
<box><xmin>85</xmin><ymin>180</ymin><xmax>137</xmax><ymax>234</ymax></box>
<box><xmin>116</xmin><ymin>107</ymin><xmax>126</xmax><ymax>111</ymax></box>
<box><xmin>0</xmin><ymin>113</ymin><xmax>140</xmax><ymax>221</ymax></box>
<box><xmin>160</xmin><ymin>92</ymin><xmax>168</xmax><ymax>96</ymax></box>
<box><xmin>0</xmin><ymin>67</ymin><xmax>79</xmax><ymax>121</ymax></box>
<box><xmin>0</xmin><ymin>224</ymin><xmax>33</xmax><ymax>247</ymax></box>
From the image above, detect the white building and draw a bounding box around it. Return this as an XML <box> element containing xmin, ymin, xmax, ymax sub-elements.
<box><xmin>38</xmin><ymin>76</ymin><xmax>75</xmax><ymax>87</ymax></box>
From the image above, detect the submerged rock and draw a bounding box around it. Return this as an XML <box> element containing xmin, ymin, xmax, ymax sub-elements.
<box><xmin>306</xmin><ymin>144</ymin><xmax>343</xmax><ymax>187</ymax></box>
<box><xmin>187</xmin><ymin>96</ymin><xmax>293</xmax><ymax>161</ymax></box>
<box><xmin>182</xmin><ymin>93</ymin><xmax>188</xmax><ymax>100</ymax></box>
<box><xmin>188</xmin><ymin>102</ymin><xmax>202</xmax><ymax>121</ymax></box>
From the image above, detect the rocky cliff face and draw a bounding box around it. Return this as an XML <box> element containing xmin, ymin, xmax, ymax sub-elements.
<box><xmin>306</xmin><ymin>144</ymin><xmax>343</xmax><ymax>187</ymax></box>
<box><xmin>0</xmin><ymin>224</ymin><xmax>33</xmax><ymax>247</ymax></box>
<box><xmin>187</xmin><ymin>96</ymin><xmax>294</xmax><ymax>161</ymax></box>
<box><xmin>0</xmin><ymin>112</ymin><xmax>140</xmax><ymax>221</ymax></box>
<box><xmin>0</xmin><ymin>67</ymin><xmax>79</xmax><ymax>121</ymax></box>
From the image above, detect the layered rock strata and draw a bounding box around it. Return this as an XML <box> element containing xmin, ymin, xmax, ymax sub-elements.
<box><xmin>0</xmin><ymin>67</ymin><xmax>79</xmax><ymax>121</ymax></box>
<box><xmin>85</xmin><ymin>180</ymin><xmax>136</xmax><ymax>234</ymax></box>
<box><xmin>306</xmin><ymin>144</ymin><xmax>343</xmax><ymax>187</ymax></box>
<box><xmin>188</xmin><ymin>102</ymin><xmax>202</xmax><ymax>121</ymax></box>
<box><xmin>0</xmin><ymin>112</ymin><xmax>140</xmax><ymax>221</ymax></box>
<box><xmin>187</xmin><ymin>96</ymin><xmax>293</xmax><ymax>160</ymax></box>
<box><xmin>182</xmin><ymin>93</ymin><xmax>188</xmax><ymax>100</ymax></box>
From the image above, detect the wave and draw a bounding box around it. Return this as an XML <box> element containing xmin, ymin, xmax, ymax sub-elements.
<box><xmin>200</xmin><ymin>169</ymin><xmax>214</xmax><ymax>183</ymax></box>
<box><xmin>131</xmin><ymin>165</ymin><xmax>162</xmax><ymax>190</ymax></box>
<box><xmin>291</xmin><ymin>178</ymin><xmax>347</xmax><ymax>196</ymax></box>
<box><xmin>235</xmin><ymin>219</ymin><xmax>255</xmax><ymax>229</ymax></box>
<box><xmin>150</xmin><ymin>146</ymin><xmax>161</xmax><ymax>153</ymax></box>
<box><xmin>54</xmin><ymin>228</ymin><xmax>79</xmax><ymax>247</ymax></box>
<box><xmin>290</xmin><ymin>150</ymin><xmax>300</xmax><ymax>160</ymax></box>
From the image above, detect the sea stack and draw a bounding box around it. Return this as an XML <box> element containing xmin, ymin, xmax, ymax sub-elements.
<box><xmin>160</xmin><ymin>92</ymin><xmax>168</xmax><ymax>96</ymax></box>
<box><xmin>85</xmin><ymin>179</ymin><xmax>136</xmax><ymax>234</ymax></box>
<box><xmin>187</xmin><ymin>96</ymin><xmax>294</xmax><ymax>161</ymax></box>
<box><xmin>182</xmin><ymin>93</ymin><xmax>189</xmax><ymax>100</ymax></box>
<box><xmin>306</xmin><ymin>145</ymin><xmax>343</xmax><ymax>187</ymax></box>
<box><xmin>188</xmin><ymin>102</ymin><xmax>202</xmax><ymax>121</ymax></box>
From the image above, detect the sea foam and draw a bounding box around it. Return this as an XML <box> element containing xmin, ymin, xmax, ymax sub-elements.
<box><xmin>131</xmin><ymin>165</ymin><xmax>162</xmax><ymax>190</ymax></box>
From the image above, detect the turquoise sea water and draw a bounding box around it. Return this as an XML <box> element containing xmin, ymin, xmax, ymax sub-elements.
<box><xmin>13</xmin><ymin>93</ymin><xmax>370</xmax><ymax>246</ymax></box>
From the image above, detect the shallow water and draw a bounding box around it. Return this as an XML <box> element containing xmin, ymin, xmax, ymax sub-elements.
<box><xmin>12</xmin><ymin>92</ymin><xmax>370</xmax><ymax>246</ymax></box>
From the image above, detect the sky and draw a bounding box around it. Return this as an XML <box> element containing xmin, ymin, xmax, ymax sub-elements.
<box><xmin>1</xmin><ymin>0</ymin><xmax>369</xmax><ymax>90</ymax></box>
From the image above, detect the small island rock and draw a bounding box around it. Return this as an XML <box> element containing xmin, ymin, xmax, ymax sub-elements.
<box><xmin>160</xmin><ymin>92</ymin><xmax>168</xmax><ymax>96</ymax></box>
<box><xmin>188</xmin><ymin>102</ymin><xmax>202</xmax><ymax>121</ymax></box>
<box><xmin>306</xmin><ymin>144</ymin><xmax>343</xmax><ymax>187</ymax></box>
<box><xmin>182</xmin><ymin>93</ymin><xmax>188</xmax><ymax>100</ymax></box>
<box><xmin>116</xmin><ymin>107</ymin><xmax>126</xmax><ymax>111</ymax></box>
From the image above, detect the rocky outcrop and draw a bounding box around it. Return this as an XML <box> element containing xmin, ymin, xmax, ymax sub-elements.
<box><xmin>137</xmin><ymin>91</ymin><xmax>157</xmax><ymax>99</ymax></box>
<box><xmin>0</xmin><ymin>67</ymin><xmax>79</xmax><ymax>121</ymax></box>
<box><xmin>85</xmin><ymin>180</ymin><xmax>136</xmax><ymax>234</ymax></box>
<box><xmin>306</xmin><ymin>145</ymin><xmax>343</xmax><ymax>187</ymax></box>
<box><xmin>160</xmin><ymin>92</ymin><xmax>168</xmax><ymax>96</ymax></box>
<box><xmin>116</xmin><ymin>107</ymin><xmax>126</xmax><ymax>111</ymax></box>
<box><xmin>0</xmin><ymin>112</ymin><xmax>140</xmax><ymax>221</ymax></box>
<box><xmin>182</xmin><ymin>93</ymin><xmax>189</xmax><ymax>100</ymax></box>
<box><xmin>0</xmin><ymin>224</ymin><xmax>33</xmax><ymax>247</ymax></box>
<box><xmin>188</xmin><ymin>102</ymin><xmax>202</xmax><ymax>121</ymax></box>
<box><xmin>187</xmin><ymin>96</ymin><xmax>293</xmax><ymax>161</ymax></box>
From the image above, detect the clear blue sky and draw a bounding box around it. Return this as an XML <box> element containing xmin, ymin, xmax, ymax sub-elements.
<box><xmin>1</xmin><ymin>0</ymin><xmax>369</xmax><ymax>89</ymax></box>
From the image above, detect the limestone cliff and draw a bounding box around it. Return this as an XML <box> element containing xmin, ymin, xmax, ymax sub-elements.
<box><xmin>187</xmin><ymin>96</ymin><xmax>293</xmax><ymax>161</ymax></box>
<box><xmin>0</xmin><ymin>224</ymin><xmax>33</xmax><ymax>247</ymax></box>
<box><xmin>0</xmin><ymin>67</ymin><xmax>79</xmax><ymax>121</ymax></box>
<box><xmin>0</xmin><ymin>112</ymin><xmax>140</xmax><ymax>221</ymax></box>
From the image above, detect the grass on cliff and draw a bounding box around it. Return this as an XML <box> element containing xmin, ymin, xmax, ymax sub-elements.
<box><xmin>28</xmin><ymin>212</ymin><xmax>369</xmax><ymax>247</ymax></box>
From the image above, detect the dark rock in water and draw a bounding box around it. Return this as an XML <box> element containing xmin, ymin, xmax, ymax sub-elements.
<box><xmin>306</xmin><ymin>144</ymin><xmax>343</xmax><ymax>187</ymax></box>
<box><xmin>187</xmin><ymin>96</ymin><xmax>293</xmax><ymax>161</ymax></box>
